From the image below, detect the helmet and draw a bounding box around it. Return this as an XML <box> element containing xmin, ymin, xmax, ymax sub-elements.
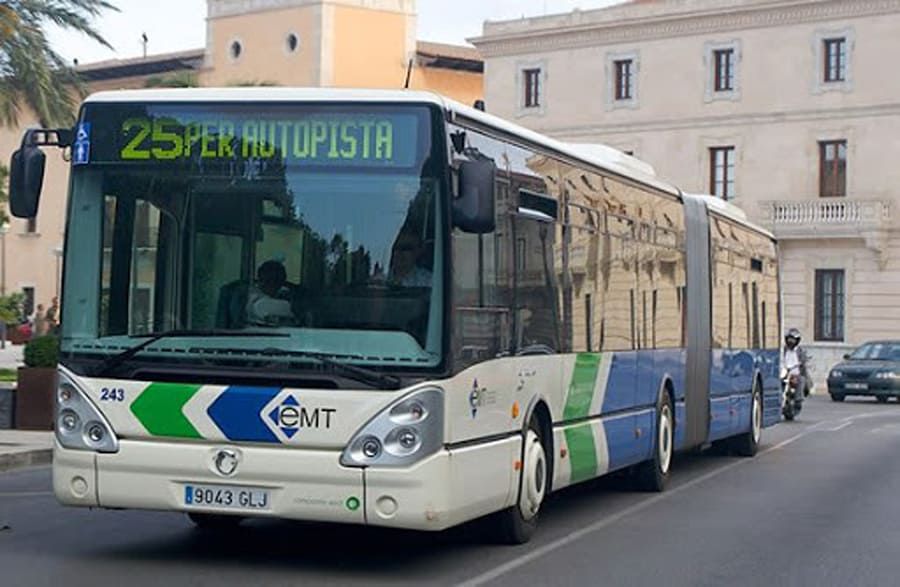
<box><xmin>785</xmin><ymin>328</ymin><xmax>801</xmax><ymax>342</ymax></box>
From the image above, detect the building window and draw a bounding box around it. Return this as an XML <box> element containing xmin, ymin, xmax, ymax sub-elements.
<box><xmin>709</xmin><ymin>146</ymin><xmax>736</xmax><ymax>200</ymax></box>
<box><xmin>614</xmin><ymin>60</ymin><xmax>633</xmax><ymax>100</ymax></box>
<box><xmin>813</xmin><ymin>28</ymin><xmax>853</xmax><ymax>94</ymax></box>
<box><xmin>713</xmin><ymin>49</ymin><xmax>735</xmax><ymax>91</ymax></box>
<box><xmin>286</xmin><ymin>33</ymin><xmax>299</xmax><ymax>53</ymax></box>
<box><xmin>704</xmin><ymin>40</ymin><xmax>741</xmax><ymax>102</ymax></box>
<box><xmin>523</xmin><ymin>68</ymin><xmax>541</xmax><ymax>108</ymax></box>
<box><xmin>26</xmin><ymin>216</ymin><xmax>37</xmax><ymax>233</ymax></box>
<box><xmin>229</xmin><ymin>39</ymin><xmax>243</xmax><ymax>61</ymax></box>
<box><xmin>815</xmin><ymin>269</ymin><xmax>844</xmax><ymax>341</ymax></box>
<box><xmin>606</xmin><ymin>50</ymin><xmax>639</xmax><ymax>110</ymax></box>
<box><xmin>823</xmin><ymin>38</ymin><xmax>846</xmax><ymax>82</ymax></box>
<box><xmin>819</xmin><ymin>140</ymin><xmax>847</xmax><ymax>198</ymax></box>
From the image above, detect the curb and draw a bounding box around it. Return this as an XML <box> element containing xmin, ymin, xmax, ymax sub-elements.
<box><xmin>0</xmin><ymin>449</ymin><xmax>52</xmax><ymax>473</ymax></box>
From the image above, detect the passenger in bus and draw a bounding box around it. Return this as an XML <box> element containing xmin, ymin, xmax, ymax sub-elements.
<box><xmin>389</xmin><ymin>233</ymin><xmax>432</xmax><ymax>287</ymax></box>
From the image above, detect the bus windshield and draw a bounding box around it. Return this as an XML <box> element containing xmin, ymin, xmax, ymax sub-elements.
<box><xmin>60</xmin><ymin>102</ymin><xmax>445</xmax><ymax>372</ymax></box>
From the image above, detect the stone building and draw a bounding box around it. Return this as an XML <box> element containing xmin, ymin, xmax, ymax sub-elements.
<box><xmin>472</xmin><ymin>0</ymin><xmax>900</xmax><ymax>382</ymax></box>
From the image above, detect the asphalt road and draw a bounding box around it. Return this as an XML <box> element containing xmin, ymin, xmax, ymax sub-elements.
<box><xmin>3</xmin><ymin>394</ymin><xmax>900</xmax><ymax>586</ymax></box>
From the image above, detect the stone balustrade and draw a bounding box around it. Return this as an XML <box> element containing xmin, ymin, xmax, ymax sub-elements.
<box><xmin>758</xmin><ymin>199</ymin><xmax>891</xmax><ymax>239</ymax></box>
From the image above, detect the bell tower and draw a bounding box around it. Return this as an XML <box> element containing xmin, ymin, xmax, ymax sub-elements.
<box><xmin>203</xmin><ymin>0</ymin><xmax>417</xmax><ymax>88</ymax></box>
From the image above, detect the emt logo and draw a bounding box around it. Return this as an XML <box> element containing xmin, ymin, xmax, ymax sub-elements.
<box><xmin>261</xmin><ymin>390</ymin><xmax>336</xmax><ymax>443</ymax></box>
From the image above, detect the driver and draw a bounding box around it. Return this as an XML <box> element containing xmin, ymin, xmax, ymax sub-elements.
<box><xmin>246</xmin><ymin>260</ymin><xmax>296</xmax><ymax>326</ymax></box>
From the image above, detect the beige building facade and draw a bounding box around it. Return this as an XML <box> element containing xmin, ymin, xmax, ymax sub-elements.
<box><xmin>1</xmin><ymin>0</ymin><xmax>483</xmax><ymax>320</ymax></box>
<box><xmin>472</xmin><ymin>0</ymin><xmax>900</xmax><ymax>384</ymax></box>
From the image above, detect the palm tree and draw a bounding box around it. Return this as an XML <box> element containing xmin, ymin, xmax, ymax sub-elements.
<box><xmin>0</xmin><ymin>1</ymin><xmax>118</xmax><ymax>128</ymax></box>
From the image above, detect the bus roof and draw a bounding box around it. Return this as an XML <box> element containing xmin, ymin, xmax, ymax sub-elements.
<box><xmin>684</xmin><ymin>193</ymin><xmax>775</xmax><ymax>240</ymax></box>
<box><xmin>83</xmin><ymin>87</ymin><xmax>773</xmax><ymax>240</ymax></box>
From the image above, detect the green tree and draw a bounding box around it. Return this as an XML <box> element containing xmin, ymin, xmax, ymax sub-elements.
<box><xmin>0</xmin><ymin>291</ymin><xmax>23</xmax><ymax>324</ymax></box>
<box><xmin>227</xmin><ymin>80</ymin><xmax>280</xmax><ymax>87</ymax></box>
<box><xmin>144</xmin><ymin>72</ymin><xmax>197</xmax><ymax>88</ymax></box>
<box><xmin>0</xmin><ymin>1</ymin><xmax>118</xmax><ymax>127</ymax></box>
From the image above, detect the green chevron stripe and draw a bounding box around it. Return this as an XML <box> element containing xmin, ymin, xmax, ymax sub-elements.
<box><xmin>563</xmin><ymin>353</ymin><xmax>602</xmax><ymax>483</ymax></box>
<box><xmin>130</xmin><ymin>382</ymin><xmax>203</xmax><ymax>438</ymax></box>
<box><xmin>564</xmin><ymin>353</ymin><xmax>602</xmax><ymax>420</ymax></box>
<box><xmin>565</xmin><ymin>423</ymin><xmax>598</xmax><ymax>483</ymax></box>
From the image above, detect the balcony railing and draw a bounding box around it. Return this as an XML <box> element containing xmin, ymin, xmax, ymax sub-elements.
<box><xmin>759</xmin><ymin>199</ymin><xmax>891</xmax><ymax>239</ymax></box>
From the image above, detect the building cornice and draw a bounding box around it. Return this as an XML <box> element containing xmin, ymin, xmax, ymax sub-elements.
<box><xmin>471</xmin><ymin>0</ymin><xmax>900</xmax><ymax>57</ymax></box>
<box><xmin>537</xmin><ymin>101</ymin><xmax>900</xmax><ymax>139</ymax></box>
<box><xmin>208</xmin><ymin>0</ymin><xmax>415</xmax><ymax>19</ymax></box>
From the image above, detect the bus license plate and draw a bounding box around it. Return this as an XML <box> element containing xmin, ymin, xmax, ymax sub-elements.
<box><xmin>845</xmin><ymin>383</ymin><xmax>868</xmax><ymax>390</ymax></box>
<box><xmin>183</xmin><ymin>484</ymin><xmax>271</xmax><ymax>511</ymax></box>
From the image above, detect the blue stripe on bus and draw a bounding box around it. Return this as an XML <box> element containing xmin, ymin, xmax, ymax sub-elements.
<box><xmin>207</xmin><ymin>386</ymin><xmax>280</xmax><ymax>443</ymax></box>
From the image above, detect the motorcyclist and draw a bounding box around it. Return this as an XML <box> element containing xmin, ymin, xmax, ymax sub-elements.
<box><xmin>783</xmin><ymin>328</ymin><xmax>811</xmax><ymax>402</ymax></box>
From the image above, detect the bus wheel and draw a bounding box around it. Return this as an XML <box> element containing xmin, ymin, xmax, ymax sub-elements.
<box><xmin>496</xmin><ymin>418</ymin><xmax>548</xmax><ymax>544</ymax></box>
<box><xmin>636</xmin><ymin>392</ymin><xmax>673</xmax><ymax>492</ymax></box>
<box><xmin>187</xmin><ymin>512</ymin><xmax>243</xmax><ymax>531</ymax></box>
<box><xmin>733</xmin><ymin>385</ymin><xmax>762</xmax><ymax>457</ymax></box>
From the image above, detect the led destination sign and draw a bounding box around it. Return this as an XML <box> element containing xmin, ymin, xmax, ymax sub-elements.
<box><xmin>79</xmin><ymin>104</ymin><xmax>426</xmax><ymax>168</ymax></box>
<box><xmin>120</xmin><ymin>117</ymin><xmax>398</xmax><ymax>162</ymax></box>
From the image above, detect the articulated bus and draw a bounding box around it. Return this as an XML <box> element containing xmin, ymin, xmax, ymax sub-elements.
<box><xmin>9</xmin><ymin>89</ymin><xmax>781</xmax><ymax>543</ymax></box>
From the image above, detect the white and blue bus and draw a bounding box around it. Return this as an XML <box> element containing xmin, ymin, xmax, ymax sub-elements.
<box><xmin>9</xmin><ymin>88</ymin><xmax>781</xmax><ymax>543</ymax></box>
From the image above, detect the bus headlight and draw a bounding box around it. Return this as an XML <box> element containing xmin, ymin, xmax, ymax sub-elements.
<box><xmin>341</xmin><ymin>387</ymin><xmax>443</xmax><ymax>467</ymax></box>
<box><xmin>56</xmin><ymin>372</ymin><xmax>119</xmax><ymax>453</ymax></box>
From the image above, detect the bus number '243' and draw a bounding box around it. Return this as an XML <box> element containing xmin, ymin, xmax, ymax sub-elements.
<box><xmin>100</xmin><ymin>388</ymin><xmax>125</xmax><ymax>402</ymax></box>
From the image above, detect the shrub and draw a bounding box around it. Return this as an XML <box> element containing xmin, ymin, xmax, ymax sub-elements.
<box><xmin>0</xmin><ymin>292</ymin><xmax>24</xmax><ymax>325</ymax></box>
<box><xmin>23</xmin><ymin>335</ymin><xmax>59</xmax><ymax>368</ymax></box>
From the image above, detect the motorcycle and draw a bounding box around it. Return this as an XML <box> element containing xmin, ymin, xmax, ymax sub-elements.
<box><xmin>781</xmin><ymin>367</ymin><xmax>802</xmax><ymax>421</ymax></box>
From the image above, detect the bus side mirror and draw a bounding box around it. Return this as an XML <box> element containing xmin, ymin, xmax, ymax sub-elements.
<box><xmin>452</xmin><ymin>160</ymin><xmax>495</xmax><ymax>234</ymax></box>
<box><xmin>9</xmin><ymin>145</ymin><xmax>46</xmax><ymax>219</ymax></box>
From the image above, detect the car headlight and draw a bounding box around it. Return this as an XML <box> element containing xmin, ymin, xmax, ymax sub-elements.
<box><xmin>56</xmin><ymin>371</ymin><xmax>118</xmax><ymax>453</ymax></box>
<box><xmin>341</xmin><ymin>387</ymin><xmax>443</xmax><ymax>468</ymax></box>
<box><xmin>874</xmin><ymin>371</ymin><xmax>900</xmax><ymax>380</ymax></box>
<box><xmin>830</xmin><ymin>370</ymin><xmax>843</xmax><ymax>378</ymax></box>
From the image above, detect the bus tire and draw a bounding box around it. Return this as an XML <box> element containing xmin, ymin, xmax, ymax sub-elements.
<box><xmin>635</xmin><ymin>392</ymin><xmax>673</xmax><ymax>492</ymax></box>
<box><xmin>495</xmin><ymin>418</ymin><xmax>548</xmax><ymax>545</ymax></box>
<box><xmin>187</xmin><ymin>512</ymin><xmax>243</xmax><ymax>531</ymax></box>
<box><xmin>733</xmin><ymin>385</ymin><xmax>762</xmax><ymax>457</ymax></box>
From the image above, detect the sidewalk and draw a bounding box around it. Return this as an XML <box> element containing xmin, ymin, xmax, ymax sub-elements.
<box><xmin>0</xmin><ymin>342</ymin><xmax>24</xmax><ymax>370</ymax></box>
<box><xmin>0</xmin><ymin>429</ymin><xmax>53</xmax><ymax>473</ymax></box>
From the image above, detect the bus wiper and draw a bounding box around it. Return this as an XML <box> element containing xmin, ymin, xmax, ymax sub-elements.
<box><xmin>253</xmin><ymin>348</ymin><xmax>402</xmax><ymax>390</ymax></box>
<box><xmin>93</xmin><ymin>329</ymin><xmax>289</xmax><ymax>377</ymax></box>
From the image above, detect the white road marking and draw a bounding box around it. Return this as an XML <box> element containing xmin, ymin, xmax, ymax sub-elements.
<box><xmin>825</xmin><ymin>421</ymin><xmax>853</xmax><ymax>432</ymax></box>
<box><xmin>458</xmin><ymin>410</ymin><xmax>900</xmax><ymax>587</ymax></box>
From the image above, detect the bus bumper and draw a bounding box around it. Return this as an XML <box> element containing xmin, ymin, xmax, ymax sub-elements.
<box><xmin>53</xmin><ymin>436</ymin><xmax>518</xmax><ymax>531</ymax></box>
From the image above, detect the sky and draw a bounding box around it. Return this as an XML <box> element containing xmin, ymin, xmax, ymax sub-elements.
<box><xmin>48</xmin><ymin>0</ymin><xmax>623</xmax><ymax>65</ymax></box>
